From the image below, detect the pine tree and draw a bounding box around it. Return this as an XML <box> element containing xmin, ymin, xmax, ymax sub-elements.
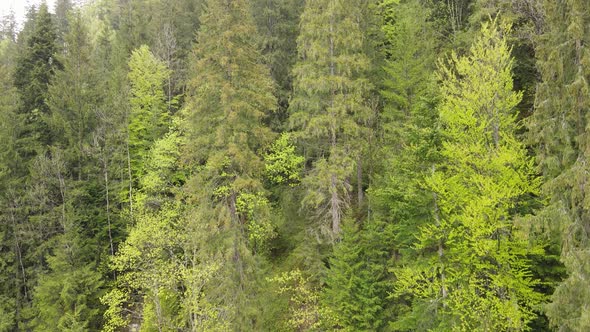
<box><xmin>290</xmin><ymin>0</ymin><xmax>373</xmax><ymax>237</ymax></box>
<box><xmin>529</xmin><ymin>0</ymin><xmax>590</xmax><ymax>330</ymax></box>
<box><xmin>393</xmin><ymin>20</ymin><xmax>543</xmax><ymax>330</ymax></box>
<box><xmin>181</xmin><ymin>0</ymin><xmax>278</xmax><ymax>329</ymax></box>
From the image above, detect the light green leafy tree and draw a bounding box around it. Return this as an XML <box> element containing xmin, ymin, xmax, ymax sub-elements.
<box><xmin>393</xmin><ymin>20</ymin><xmax>543</xmax><ymax>331</ymax></box>
<box><xmin>128</xmin><ymin>44</ymin><xmax>171</xmax><ymax>182</ymax></box>
<box><xmin>264</xmin><ymin>133</ymin><xmax>304</xmax><ymax>187</ymax></box>
<box><xmin>102</xmin><ymin>126</ymin><xmax>185</xmax><ymax>332</ymax></box>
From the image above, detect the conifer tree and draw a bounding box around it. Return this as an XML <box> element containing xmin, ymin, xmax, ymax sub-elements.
<box><xmin>182</xmin><ymin>0</ymin><xmax>277</xmax><ymax>329</ymax></box>
<box><xmin>31</xmin><ymin>14</ymin><xmax>105</xmax><ymax>330</ymax></box>
<box><xmin>0</xmin><ymin>10</ymin><xmax>17</xmax><ymax>42</ymax></box>
<box><xmin>290</xmin><ymin>0</ymin><xmax>373</xmax><ymax>237</ymax></box>
<box><xmin>252</xmin><ymin>0</ymin><xmax>304</xmax><ymax>128</ymax></box>
<box><xmin>393</xmin><ymin>20</ymin><xmax>543</xmax><ymax>330</ymax></box>
<box><xmin>372</xmin><ymin>0</ymin><xmax>439</xmax><ymax>254</ymax></box>
<box><xmin>31</xmin><ymin>175</ymin><xmax>105</xmax><ymax>331</ymax></box>
<box><xmin>14</xmin><ymin>3</ymin><xmax>60</xmax><ymax>152</ymax></box>
<box><xmin>0</xmin><ymin>35</ymin><xmax>20</xmax><ymax>332</ymax></box>
<box><xmin>366</xmin><ymin>1</ymin><xmax>440</xmax><ymax>328</ymax></box>
<box><xmin>529</xmin><ymin>0</ymin><xmax>590</xmax><ymax>329</ymax></box>
<box><xmin>0</xmin><ymin>6</ymin><xmax>61</xmax><ymax>329</ymax></box>
<box><xmin>323</xmin><ymin>218</ymin><xmax>394</xmax><ymax>330</ymax></box>
<box><xmin>47</xmin><ymin>11</ymin><xmax>100</xmax><ymax>179</ymax></box>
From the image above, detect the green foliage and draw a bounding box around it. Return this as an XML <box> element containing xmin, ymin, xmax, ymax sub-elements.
<box><xmin>103</xmin><ymin>120</ymin><xmax>185</xmax><ymax>331</ymax></box>
<box><xmin>181</xmin><ymin>0</ymin><xmax>278</xmax><ymax>328</ymax></box>
<box><xmin>252</xmin><ymin>0</ymin><xmax>304</xmax><ymax>128</ymax></box>
<box><xmin>140</xmin><ymin>125</ymin><xmax>185</xmax><ymax>198</ymax></box>
<box><xmin>371</xmin><ymin>0</ymin><xmax>440</xmax><ymax>252</ymax></box>
<box><xmin>128</xmin><ymin>44</ymin><xmax>171</xmax><ymax>180</ymax></box>
<box><xmin>236</xmin><ymin>192</ymin><xmax>276</xmax><ymax>251</ymax></box>
<box><xmin>290</xmin><ymin>0</ymin><xmax>374</xmax><ymax>236</ymax></box>
<box><xmin>100</xmin><ymin>288</ymin><xmax>128</xmax><ymax>332</ymax></box>
<box><xmin>264</xmin><ymin>133</ymin><xmax>304</xmax><ymax>186</ymax></box>
<box><xmin>13</xmin><ymin>3</ymin><xmax>60</xmax><ymax>150</ymax></box>
<box><xmin>269</xmin><ymin>269</ymin><xmax>322</xmax><ymax>331</ymax></box>
<box><xmin>0</xmin><ymin>1</ymin><xmax>584</xmax><ymax>330</ymax></box>
<box><xmin>393</xmin><ymin>20</ymin><xmax>543</xmax><ymax>331</ymax></box>
<box><xmin>323</xmin><ymin>218</ymin><xmax>394</xmax><ymax>331</ymax></box>
<box><xmin>529</xmin><ymin>0</ymin><xmax>590</xmax><ymax>329</ymax></box>
<box><xmin>104</xmin><ymin>201</ymin><xmax>184</xmax><ymax>332</ymax></box>
<box><xmin>32</xmin><ymin>236</ymin><xmax>104</xmax><ymax>331</ymax></box>
<box><xmin>47</xmin><ymin>11</ymin><xmax>100</xmax><ymax>178</ymax></box>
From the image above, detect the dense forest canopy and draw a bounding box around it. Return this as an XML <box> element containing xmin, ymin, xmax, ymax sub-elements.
<box><xmin>0</xmin><ymin>0</ymin><xmax>588</xmax><ymax>331</ymax></box>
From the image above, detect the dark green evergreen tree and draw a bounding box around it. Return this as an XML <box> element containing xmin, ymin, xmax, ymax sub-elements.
<box><xmin>14</xmin><ymin>3</ymin><xmax>60</xmax><ymax>155</ymax></box>
<box><xmin>0</xmin><ymin>33</ymin><xmax>20</xmax><ymax>332</ymax></box>
<box><xmin>369</xmin><ymin>0</ymin><xmax>441</xmax><ymax>327</ymax></box>
<box><xmin>31</xmin><ymin>12</ymin><xmax>105</xmax><ymax>331</ymax></box>
<box><xmin>252</xmin><ymin>0</ymin><xmax>304</xmax><ymax>129</ymax></box>
<box><xmin>323</xmin><ymin>218</ymin><xmax>394</xmax><ymax>330</ymax></box>
<box><xmin>529</xmin><ymin>0</ymin><xmax>590</xmax><ymax>329</ymax></box>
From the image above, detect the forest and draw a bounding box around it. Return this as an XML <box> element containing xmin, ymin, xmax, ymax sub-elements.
<box><xmin>0</xmin><ymin>0</ymin><xmax>588</xmax><ymax>331</ymax></box>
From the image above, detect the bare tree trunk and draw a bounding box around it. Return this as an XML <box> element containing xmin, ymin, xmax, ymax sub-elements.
<box><xmin>357</xmin><ymin>157</ymin><xmax>363</xmax><ymax>206</ymax></box>
<box><xmin>328</xmin><ymin>12</ymin><xmax>341</xmax><ymax>236</ymax></box>
<box><xmin>432</xmin><ymin>165</ymin><xmax>447</xmax><ymax>301</ymax></box>
<box><xmin>9</xmin><ymin>198</ymin><xmax>27</xmax><ymax>299</ymax></box>
<box><xmin>103</xmin><ymin>157</ymin><xmax>114</xmax><ymax>257</ymax></box>
<box><xmin>126</xmin><ymin>132</ymin><xmax>133</xmax><ymax>217</ymax></box>
<box><xmin>153</xmin><ymin>283</ymin><xmax>164</xmax><ymax>332</ymax></box>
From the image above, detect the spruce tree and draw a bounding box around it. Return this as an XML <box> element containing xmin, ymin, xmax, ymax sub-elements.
<box><xmin>31</xmin><ymin>14</ymin><xmax>105</xmax><ymax>330</ymax></box>
<box><xmin>13</xmin><ymin>3</ymin><xmax>60</xmax><ymax>153</ymax></box>
<box><xmin>393</xmin><ymin>20</ymin><xmax>543</xmax><ymax>330</ymax></box>
<box><xmin>47</xmin><ymin>11</ymin><xmax>100</xmax><ymax>179</ymax></box>
<box><xmin>182</xmin><ymin>0</ymin><xmax>277</xmax><ymax>329</ymax></box>
<box><xmin>0</xmin><ymin>34</ymin><xmax>20</xmax><ymax>332</ymax></box>
<box><xmin>368</xmin><ymin>1</ymin><xmax>441</xmax><ymax>328</ymax></box>
<box><xmin>323</xmin><ymin>218</ymin><xmax>394</xmax><ymax>330</ymax></box>
<box><xmin>529</xmin><ymin>0</ymin><xmax>590</xmax><ymax>329</ymax></box>
<box><xmin>252</xmin><ymin>0</ymin><xmax>304</xmax><ymax>128</ymax></box>
<box><xmin>372</xmin><ymin>0</ymin><xmax>439</xmax><ymax>255</ymax></box>
<box><xmin>290</xmin><ymin>0</ymin><xmax>373</xmax><ymax>237</ymax></box>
